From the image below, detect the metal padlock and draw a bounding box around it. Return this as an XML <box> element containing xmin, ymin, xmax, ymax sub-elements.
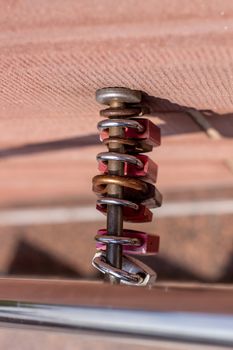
<box><xmin>96</xmin><ymin>228</ymin><xmax>160</xmax><ymax>255</ymax></box>
<box><xmin>99</xmin><ymin>118</ymin><xmax>161</xmax><ymax>147</ymax></box>
<box><xmin>92</xmin><ymin>251</ymin><xmax>157</xmax><ymax>286</ymax></box>
<box><xmin>97</xmin><ymin>153</ymin><xmax>158</xmax><ymax>183</ymax></box>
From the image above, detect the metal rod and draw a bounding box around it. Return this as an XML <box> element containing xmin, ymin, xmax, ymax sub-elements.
<box><xmin>0</xmin><ymin>278</ymin><xmax>232</xmax><ymax>312</ymax></box>
<box><xmin>0</xmin><ymin>295</ymin><xmax>233</xmax><ymax>346</ymax></box>
<box><xmin>106</xmin><ymin>109</ymin><xmax>125</xmax><ymax>284</ymax></box>
<box><xmin>95</xmin><ymin>87</ymin><xmax>143</xmax><ymax>284</ymax></box>
<box><xmin>0</xmin><ymin>279</ymin><xmax>233</xmax><ymax>345</ymax></box>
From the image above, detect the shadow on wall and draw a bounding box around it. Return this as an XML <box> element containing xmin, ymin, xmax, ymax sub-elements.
<box><xmin>6</xmin><ymin>239</ymin><xmax>103</xmax><ymax>280</ymax></box>
<box><xmin>0</xmin><ymin>95</ymin><xmax>232</xmax><ymax>160</ymax></box>
<box><xmin>5</xmin><ymin>239</ymin><xmax>233</xmax><ymax>283</ymax></box>
<box><xmin>0</xmin><ymin>134</ymin><xmax>99</xmax><ymax>160</ymax></box>
<box><xmin>141</xmin><ymin>92</ymin><xmax>233</xmax><ymax>138</ymax></box>
<box><xmin>138</xmin><ymin>253</ymin><xmax>233</xmax><ymax>284</ymax></box>
<box><xmin>7</xmin><ymin>240</ymin><xmax>82</xmax><ymax>277</ymax></box>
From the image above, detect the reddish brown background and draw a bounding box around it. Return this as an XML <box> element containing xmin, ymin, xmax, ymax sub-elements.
<box><xmin>0</xmin><ymin>0</ymin><xmax>232</xmax><ymax>283</ymax></box>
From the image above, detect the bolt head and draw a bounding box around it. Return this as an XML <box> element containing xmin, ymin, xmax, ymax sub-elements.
<box><xmin>96</xmin><ymin>87</ymin><xmax>141</xmax><ymax>105</ymax></box>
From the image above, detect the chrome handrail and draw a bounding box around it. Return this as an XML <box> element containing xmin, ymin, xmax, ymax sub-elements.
<box><xmin>0</xmin><ymin>278</ymin><xmax>232</xmax><ymax>347</ymax></box>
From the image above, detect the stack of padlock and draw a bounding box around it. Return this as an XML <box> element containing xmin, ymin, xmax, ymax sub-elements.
<box><xmin>92</xmin><ymin>87</ymin><xmax>162</xmax><ymax>286</ymax></box>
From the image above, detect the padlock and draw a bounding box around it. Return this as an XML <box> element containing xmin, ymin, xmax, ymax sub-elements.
<box><xmin>98</xmin><ymin>153</ymin><xmax>158</xmax><ymax>183</ymax></box>
<box><xmin>96</xmin><ymin>228</ymin><xmax>160</xmax><ymax>255</ymax></box>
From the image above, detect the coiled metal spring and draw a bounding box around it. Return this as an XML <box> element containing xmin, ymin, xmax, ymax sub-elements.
<box><xmin>92</xmin><ymin>87</ymin><xmax>162</xmax><ymax>286</ymax></box>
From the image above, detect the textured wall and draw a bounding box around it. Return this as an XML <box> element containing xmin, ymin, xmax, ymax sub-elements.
<box><xmin>0</xmin><ymin>0</ymin><xmax>232</xmax><ymax>206</ymax></box>
<box><xmin>0</xmin><ymin>0</ymin><xmax>233</xmax><ymax>144</ymax></box>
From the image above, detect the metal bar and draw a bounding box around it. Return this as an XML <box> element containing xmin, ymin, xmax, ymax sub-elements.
<box><xmin>0</xmin><ymin>301</ymin><xmax>233</xmax><ymax>346</ymax></box>
<box><xmin>0</xmin><ymin>279</ymin><xmax>232</xmax><ymax>313</ymax></box>
<box><xmin>106</xmin><ymin>108</ymin><xmax>125</xmax><ymax>284</ymax></box>
<box><xmin>187</xmin><ymin>109</ymin><xmax>222</xmax><ymax>140</ymax></box>
<box><xmin>0</xmin><ymin>278</ymin><xmax>233</xmax><ymax>346</ymax></box>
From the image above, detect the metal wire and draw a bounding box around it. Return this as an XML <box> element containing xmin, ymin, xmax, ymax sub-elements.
<box><xmin>92</xmin><ymin>174</ymin><xmax>148</xmax><ymax>194</ymax></box>
<box><xmin>97</xmin><ymin>197</ymin><xmax>139</xmax><ymax>210</ymax></box>
<box><xmin>98</xmin><ymin>119</ymin><xmax>144</xmax><ymax>132</ymax></box>
<box><xmin>97</xmin><ymin>152</ymin><xmax>144</xmax><ymax>169</ymax></box>
<box><xmin>95</xmin><ymin>235</ymin><xmax>141</xmax><ymax>246</ymax></box>
<box><xmin>92</xmin><ymin>252</ymin><xmax>143</xmax><ymax>285</ymax></box>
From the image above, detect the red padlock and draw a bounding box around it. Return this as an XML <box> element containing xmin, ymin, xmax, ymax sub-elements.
<box><xmin>98</xmin><ymin>154</ymin><xmax>158</xmax><ymax>183</ymax></box>
<box><xmin>100</xmin><ymin>118</ymin><xmax>161</xmax><ymax>147</ymax></box>
<box><xmin>96</xmin><ymin>228</ymin><xmax>160</xmax><ymax>255</ymax></box>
